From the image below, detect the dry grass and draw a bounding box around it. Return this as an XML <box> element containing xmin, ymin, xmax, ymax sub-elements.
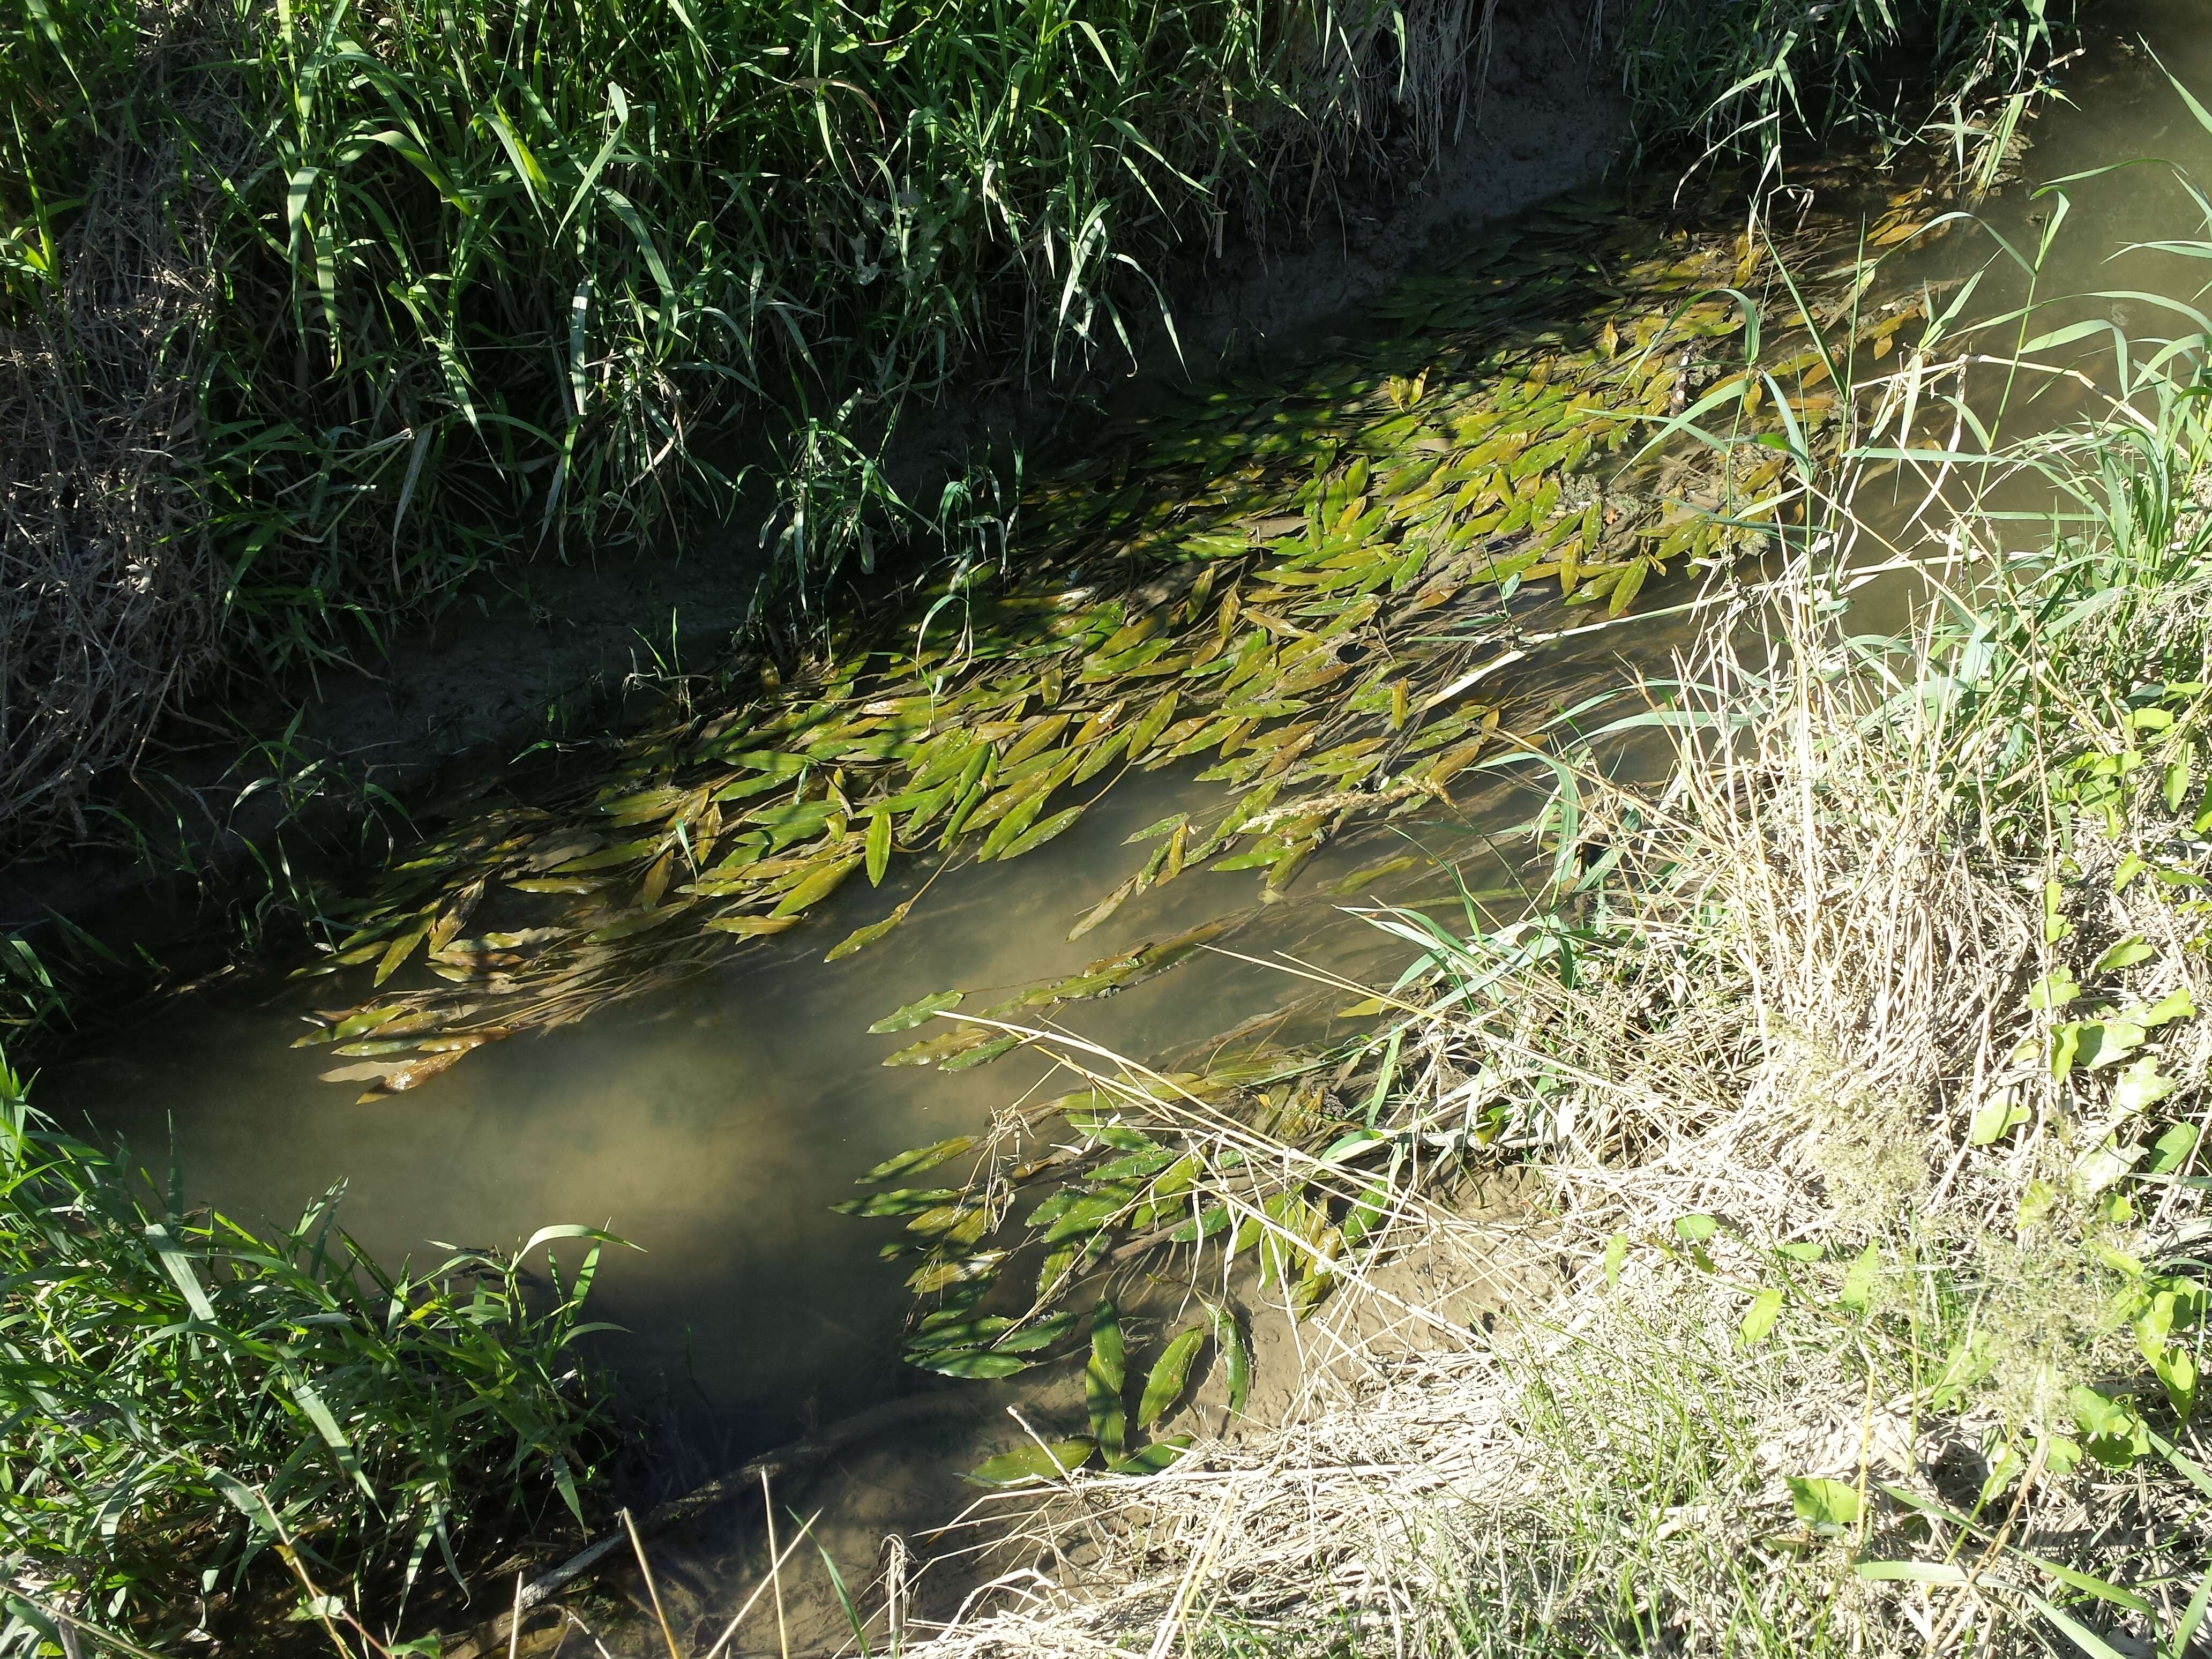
<box><xmin>873</xmin><ymin>542</ymin><xmax>2212</xmax><ymax>1657</ymax></box>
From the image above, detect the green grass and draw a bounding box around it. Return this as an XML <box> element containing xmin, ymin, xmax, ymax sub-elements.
<box><xmin>0</xmin><ymin>1051</ymin><xmax>619</xmax><ymax>1655</ymax></box>
<box><xmin>1615</xmin><ymin>0</ymin><xmax>2067</xmax><ymax>182</ymax></box>
<box><xmin>0</xmin><ymin>0</ymin><xmax>1478</xmax><ymax>850</ymax></box>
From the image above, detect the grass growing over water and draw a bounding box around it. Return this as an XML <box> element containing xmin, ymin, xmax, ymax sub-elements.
<box><xmin>0</xmin><ymin>1055</ymin><xmax>618</xmax><ymax>1655</ymax></box>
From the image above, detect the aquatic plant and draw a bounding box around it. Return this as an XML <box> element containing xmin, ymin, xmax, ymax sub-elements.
<box><xmin>0</xmin><ymin>1053</ymin><xmax>618</xmax><ymax>1655</ymax></box>
<box><xmin>287</xmin><ymin>163</ymin><xmax>1932</xmax><ymax>1097</ymax></box>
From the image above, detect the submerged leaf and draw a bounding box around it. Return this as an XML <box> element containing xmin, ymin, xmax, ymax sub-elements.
<box><xmin>1210</xmin><ymin>1304</ymin><xmax>1251</xmax><ymax>1417</ymax></box>
<box><xmin>706</xmin><ymin>915</ymin><xmax>802</xmax><ymax>937</ymax></box>
<box><xmin>826</xmin><ymin>901</ymin><xmax>913</xmax><ymax>961</ymax></box>
<box><xmin>1070</xmin><ymin>875</ymin><xmax>1141</xmax><ymax>940</ymax></box>
<box><xmin>916</xmin><ymin>1349</ymin><xmax>1032</xmax><ymax>1379</ymax></box>
<box><xmin>967</xmin><ymin>1438</ymin><xmax>1096</xmax><ymax>1487</ymax></box>
<box><xmin>1111</xmin><ymin>1434</ymin><xmax>1193</xmax><ymax>1475</ymax></box>
<box><xmin>1087</xmin><ymin>1299</ymin><xmax>1127</xmax><ymax>1463</ymax></box>
<box><xmin>1138</xmin><ymin>1327</ymin><xmax>1207</xmax><ymax>1428</ymax></box>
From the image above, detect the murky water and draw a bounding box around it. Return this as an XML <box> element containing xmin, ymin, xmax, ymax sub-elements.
<box><xmin>44</xmin><ymin>677</ymin><xmax>1600</xmax><ymax>1435</ymax></box>
<box><xmin>35</xmin><ymin>6</ymin><xmax>2212</xmax><ymax>1634</ymax></box>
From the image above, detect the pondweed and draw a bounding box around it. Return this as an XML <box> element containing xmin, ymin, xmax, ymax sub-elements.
<box><xmin>0</xmin><ymin>0</ymin><xmax>2076</xmax><ymax>856</ymax></box>
<box><xmin>0</xmin><ymin>1052</ymin><xmax>619</xmax><ymax>1655</ymax></box>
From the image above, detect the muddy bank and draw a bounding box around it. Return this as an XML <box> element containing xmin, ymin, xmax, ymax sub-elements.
<box><xmin>0</xmin><ymin>1</ymin><xmax>1618</xmax><ymax>948</ymax></box>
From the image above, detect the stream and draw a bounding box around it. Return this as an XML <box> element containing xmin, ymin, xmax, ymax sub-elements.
<box><xmin>34</xmin><ymin>1</ymin><xmax>2212</xmax><ymax>1644</ymax></box>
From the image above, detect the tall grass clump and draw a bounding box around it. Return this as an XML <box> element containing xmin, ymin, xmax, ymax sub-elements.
<box><xmin>1612</xmin><ymin>0</ymin><xmax>2068</xmax><ymax>185</ymax></box>
<box><xmin>0</xmin><ymin>1050</ymin><xmax>618</xmax><ymax>1655</ymax></box>
<box><xmin>0</xmin><ymin>0</ymin><xmax>1487</xmax><ymax>851</ymax></box>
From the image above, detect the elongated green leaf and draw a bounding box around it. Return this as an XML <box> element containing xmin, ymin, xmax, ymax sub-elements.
<box><xmin>869</xmin><ymin>990</ymin><xmax>963</xmax><ymax>1034</ymax></box>
<box><xmin>826</xmin><ymin>901</ymin><xmax>911</xmax><ymax>961</ymax></box>
<box><xmin>1088</xmin><ymin>1299</ymin><xmax>1126</xmax><ymax>1462</ymax></box>
<box><xmin>831</xmin><ymin>1188</ymin><xmax>959</xmax><ymax>1217</ymax></box>
<box><xmin>967</xmin><ymin>1438</ymin><xmax>1095</xmax><ymax>1486</ymax></box>
<box><xmin>915</xmin><ymin>1349</ymin><xmax>1032</xmax><ymax>1379</ymax></box>
<box><xmin>771</xmin><ymin>855</ymin><xmax>862</xmax><ymax>917</ymax></box>
<box><xmin>998</xmin><ymin>805</ymin><xmax>1085</xmax><ymax>861</ymax></box>
<box><xmin>1109</xmin><ymin>1434</ymin><xmax>1193</xmax><ymax>1475</ymax></box>
<box><xmin>858</xmin><ymin>1137</ymin><xmax>976</xmax><ymax>1184</ymax></box>
<box><xmin>865</xmin><ymin>808</ymin><xmax>892</xmax><ymax>885</ymax></box>
<box><xmin>992</xmin><ymin>1310</ymin><xmax>1080</xmax><ymax>1354</ymax></box>
<box><xmin>1855</xmin><ymin>1561</ymin><xmax>1968</xmax><ymax>1585</ymax></box>
<box><xmin>1138</xmin><ymin>1327</ymin><xmax>1207</xmax><ymax>1428</ymax></box>
<box><xmin>144</xmin><ymin>1223</ymin><xmax>216</xmax><ymax>1322</ymax></box>
<box><xmin>940</xmin><ymin>1033</ymin><xmax>1022</xmax><ymax>1072</ymax></box>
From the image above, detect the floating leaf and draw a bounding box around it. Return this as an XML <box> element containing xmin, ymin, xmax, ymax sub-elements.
<box><xmin>1125</xmin><ymin>689</ymin><xmax>1180</xmax><ymax>761</ymax></box>
<box><xmin>832</xmin><ymin>1188</ymin><xmax>960</xmax><ymax>1216</ymax></box>
<box><xmin>941</xmin><ymin>1033</ymin><xmax>1023</xmax><ymax>1072</ymax></box>
<box><xmin>550</xmin><ymin>837</ymin><xmax>661</xmax><ymax>873</ymax></box>
<box><xmin>976</xmin><ymin>791</ymin><xmax>1048</xmax><ymax>861</ymax></box>
<box><xmin>1138</xmin><ymin>1327</ymin><xmax>1207</xmax><ymax>1428</ymax></box>
<box><xmin>373</xmin><ymin>925</ymin><xmax>430</xmax><ymax>988</ymax></box>
<box><xmin>865</xmin><ymin>808</ymin><xmax>892</xmax><ymax>885</ymax></box>
<box><xmin>586</xmin><ymin>901</ymin><xmax>695</xmax><ymax>943</ymax></box>
<box><xmin>858</xmin><ymin>1137</ymin><xmax>976</xmax><ymax>1184</ymax></box>
<box><xmin>998</xmin><ymin>805</ymin><xmax>1085</xmax><ymax>861</ymax></box>
<box><xmin>771</xmin><ymin>855</ymin><xmax>863</xmax><ymax>917</ymax></box>
<box><xmin>906</xmin><ymin>1252</ymin><xmax>1003</xmax><ymax>1294</ymax></box>
<box><xmin>967</xmin><ymin>1438</ymin><xmax>1096</xmax><ymax>1487</ymax></box>
<box><xmin>869</xmin><ymin>990</ymin><xmax>965</xmax><ymax>1034</ymax></box>
<box><xmin>826</xmin><ymin>901</ymin><xmax>913</xmax><ymax>962</ymax></box>
<box><xmin>884</xmin><ymin>1027</ymin><xmax>991</xmax><ymax>1067</ymax></box>
<box><xmin>707</xmin><ymin>914</ymin><xmax>802</xmax><ymax>937</ymax></box>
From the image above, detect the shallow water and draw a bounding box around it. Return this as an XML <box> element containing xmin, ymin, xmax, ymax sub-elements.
<box><xmin>46</xmin><ymin>691</ymin><xmax>1588</xmax><ymax>1439</ymax></box>
<box><xmin>38</xmin><ymin>0</ymin><xmax>2212</xmax><ymax>1603</ymax></box>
